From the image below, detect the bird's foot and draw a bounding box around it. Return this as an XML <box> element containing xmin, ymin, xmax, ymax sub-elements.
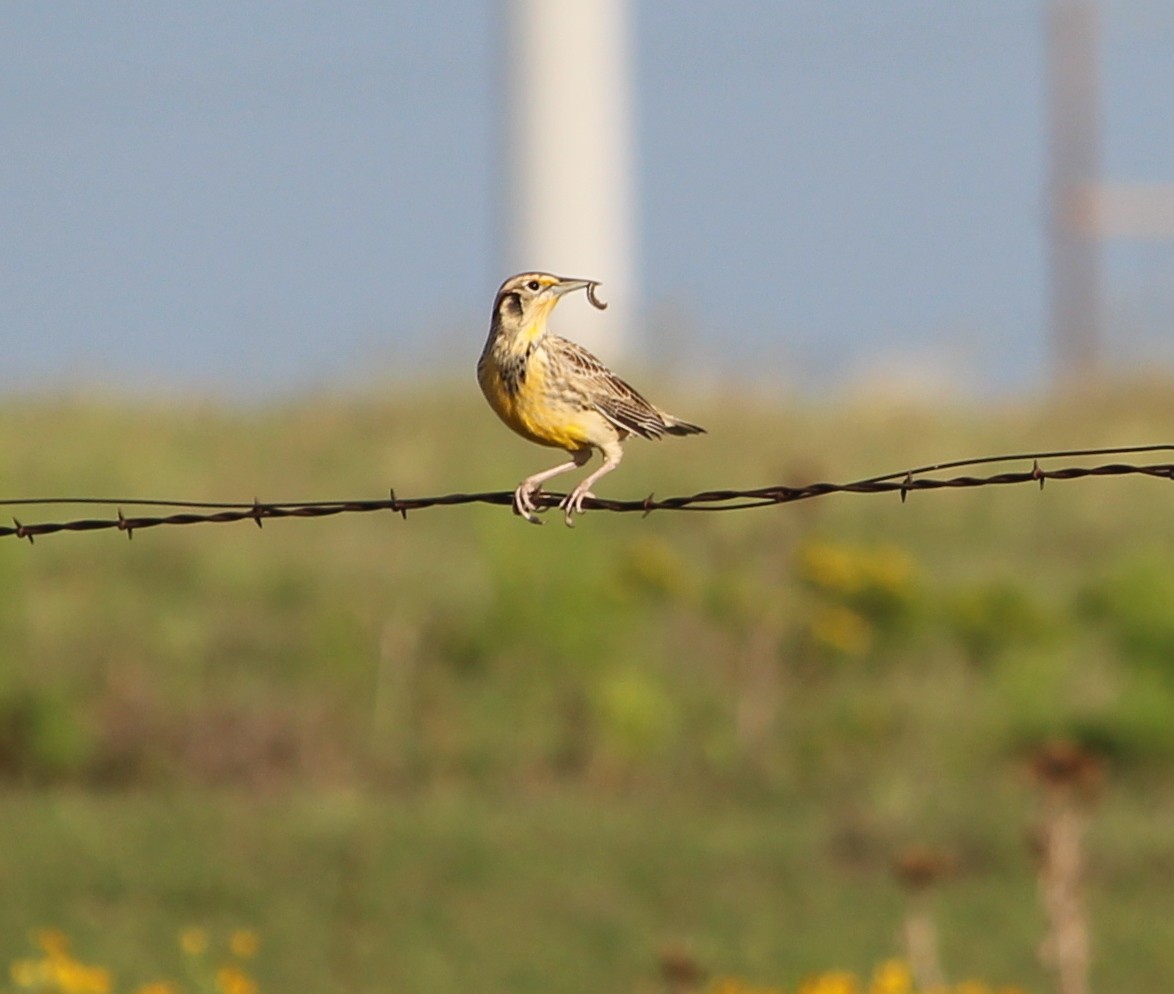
<box><xmin>513</xmin><ymin>483</ymin><xmax>545</xmax><ymax>525</ymax></box>
<box><xmin>558</xmin><ymin>486</ymin><xmax>595</xmax><ymax>527</ymax></box>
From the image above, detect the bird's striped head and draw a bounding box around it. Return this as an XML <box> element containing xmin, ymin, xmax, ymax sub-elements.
<box><xmin>491</xmin><ymin>272</ymin><xmax>597</xmax><ymax>345</ymax></box>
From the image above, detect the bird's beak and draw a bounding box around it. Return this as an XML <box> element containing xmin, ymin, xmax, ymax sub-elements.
<box><xmin>551</xmin><ymin>278</ymin><xmax>595</xmax><ymax>298</ymax></box>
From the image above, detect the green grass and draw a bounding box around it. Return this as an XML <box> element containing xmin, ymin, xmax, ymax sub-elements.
<box><xmin>0</xmin><ymin>788</ymin><xmax>1047</xmax><ymax>993</ymax></box>
<box><xmin>0</xmin><ymin>378</ymin><xmax>1173</xmax><ymax>992</ymax></box>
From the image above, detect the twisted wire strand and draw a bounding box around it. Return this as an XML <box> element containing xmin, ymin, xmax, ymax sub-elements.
<box><xmin>1</xmin><ymin>444</ymin><xmax>1171</xmax><ymax>543</ymax></box>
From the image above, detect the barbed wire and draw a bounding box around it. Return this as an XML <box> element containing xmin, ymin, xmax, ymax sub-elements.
<box><xmin>1</xmin><ymin>444</ymin><xmax>1171</xmax><ymax>543</ymax></box>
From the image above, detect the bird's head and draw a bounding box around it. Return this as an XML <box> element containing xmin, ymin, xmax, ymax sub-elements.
<box><xmin>491</xmin><ymin>272</ymin><xmax>600</xmax><ymax>343</ymax></box>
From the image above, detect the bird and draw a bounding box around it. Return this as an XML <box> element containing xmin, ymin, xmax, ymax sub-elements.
<box><xmin>477</xmin><ymin>271</ymin><xmax>705</xmax><ymax>526</ymax></box>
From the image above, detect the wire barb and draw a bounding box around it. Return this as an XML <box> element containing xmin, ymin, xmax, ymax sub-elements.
<box><xmin>389</xmin><ymin>488</ymin><xmax>407</xmax><ymax>520</ymax></box>
<box><xmin>13</xmin><ymin>517</ymin><xmax>33</xmax><ymax>545</ymax></box>
<box><xmin>0</xmin><ymin>444</ymin><xmax>1170</xmax><ymax>543</ymax></box>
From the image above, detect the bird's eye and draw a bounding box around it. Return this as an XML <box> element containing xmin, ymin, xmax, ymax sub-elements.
<box><xmin>526</xmin><ymin>280</ymin><xmax>541</xmax><ymax>292</ymax></box>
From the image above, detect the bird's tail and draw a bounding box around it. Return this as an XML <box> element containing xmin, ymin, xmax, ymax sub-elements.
<box><xmin>661</xmin><ymin>414</ymin><xmax>706</xmax><ymax>436</ymax></box>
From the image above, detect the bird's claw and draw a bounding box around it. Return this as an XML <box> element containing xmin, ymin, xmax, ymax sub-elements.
<box><xmin>559</xmin><ymin>488</ymin><xmax>594</xmax><ymax>528</ymax></box>
<box><xmin>513</xmin><ymin>485</ymin><xmax>545</xmax><ymax>525</ymax></box>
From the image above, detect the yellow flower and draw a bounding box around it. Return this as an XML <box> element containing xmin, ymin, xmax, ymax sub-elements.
<box><xmin>229</xmin><ymin>929</ymin><xmax>260</xmax><ymax>959</ymax></box>
<box><xmin>799</xmin><ymin>543</ymin><xmax>863</xmax><ymax>594</ymax></box>
<box><xmin>179</xmin><ymin>926</ymin><xmax>209</xmax><ymax>956</ymax></box>
<box><xmin>797</xmin><ymin>541</ymin><xmax>916</xmax><ymax>602</ymax></box>
<box><xmin>53</xmin><ymin>960</ymin><xmax>112</xmax><ymax>994</ymax></box>
<box><xmin>798</xmin><ymin>970</ymin><xmax>860</xmax><ymax>994</ymax></box>
<box><xmin>869</xmin><ymin>959</ymin><xmax>913</xmax><ymax>994</ymax></box>
<box><xmin>216</xmin><ymin>964</ymin><xmax>258</xmax><ymax>994</ymax></box>
<box><xmin>810</xmin><ymin>604</ymin><xmax>872</xmax><ymax>656</ymax></box>
<box><xmin>134</xmin><ymin>983</ymin><xmax>181</xmax><ymax>994</ymax></box>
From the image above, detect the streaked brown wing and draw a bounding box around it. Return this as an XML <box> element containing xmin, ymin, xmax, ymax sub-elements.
<box><xmin>551</xmin><ymin>337</ymin><xmax>669</xmax><ymax>440</ymax></box>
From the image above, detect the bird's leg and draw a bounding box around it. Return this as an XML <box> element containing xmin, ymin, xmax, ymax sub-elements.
<box><xmin>514</xmin><ymin>449</ymin><xmax>593</xmax><ymax>524</ymax></box>
<box><xmin>560</xmin><ymin>441</ymin><xmax>622</xmax><ymax>527</ymax></box>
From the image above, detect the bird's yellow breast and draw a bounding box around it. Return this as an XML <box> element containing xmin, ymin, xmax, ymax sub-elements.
<box><xmin>478</xmin><ymin>348</ymin><xmax>596</xmax><ymax>452</ymax></box>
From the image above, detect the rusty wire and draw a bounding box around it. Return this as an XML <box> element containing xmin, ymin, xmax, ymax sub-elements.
<box><xmin>0</xmin><ymin>444</ymin><xmax>1171</xmax><ymax>543</ymax></box>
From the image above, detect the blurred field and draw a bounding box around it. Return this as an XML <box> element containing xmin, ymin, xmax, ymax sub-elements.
<box><xmin>1</xmin><ymin>377</ymin><xmax>1173</xmax><ymax>994</ymax></box>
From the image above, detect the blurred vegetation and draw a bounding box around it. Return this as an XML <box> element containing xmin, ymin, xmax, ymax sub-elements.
<box><xmin>0</xmin><ymin>377</ymin><xmax>1172</xmax><ymax>993</ymax></box>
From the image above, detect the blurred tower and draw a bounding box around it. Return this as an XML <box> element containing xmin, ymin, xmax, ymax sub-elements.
<box><xmin>501</xmin><ymin>0</ymin><xmax>636</xmax><ymax>357</ymax></box>
<box><xmin>1046</xmin><ymin>1</ymin><xmax>1174</xmax><ymax>380</ymax></box>
<box><xmin>1046</xmin><ymin>0</ymin><xmax>1102</xmax><ymax>380</ymax></box>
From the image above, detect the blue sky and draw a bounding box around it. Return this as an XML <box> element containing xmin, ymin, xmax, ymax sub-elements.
<box><xmin>2</xmin><ymin>2</ymin><xmax>1172</xmax><ymax>396</ymax></box>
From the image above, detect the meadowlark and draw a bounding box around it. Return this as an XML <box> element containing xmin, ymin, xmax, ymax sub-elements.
<box><xmin>477</xmin><ymin>271</ymin><xmax>705</xmax><ymax>526</ymax></box>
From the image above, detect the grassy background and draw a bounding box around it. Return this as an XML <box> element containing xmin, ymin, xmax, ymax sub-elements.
<box><xmin>1</xmin><ymin>378</ymin><xmax>1173</xmax><ymax>992</ymax></box>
